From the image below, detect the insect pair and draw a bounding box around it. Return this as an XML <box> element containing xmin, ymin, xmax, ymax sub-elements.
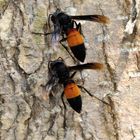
<box><xmin>33</xmin><ymin>9</ymin><xmax>110</xmax><ymax>115</ymax></box>
<box><xmin>32</xmin><ymin>8</ymin><xmax>110</xmax><ymax>62</ymax></box>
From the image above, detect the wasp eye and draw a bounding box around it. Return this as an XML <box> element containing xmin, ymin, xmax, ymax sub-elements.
<box><xmin>51</xmin><ymin>15</ymin><xmax>56</xmax><ymax>23</ymax></box>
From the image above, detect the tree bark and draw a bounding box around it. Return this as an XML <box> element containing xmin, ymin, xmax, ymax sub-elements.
<box><xmin>0</xmin><ymin>0</ymin><xmax>140</xmax><ymax>140</ymax></box>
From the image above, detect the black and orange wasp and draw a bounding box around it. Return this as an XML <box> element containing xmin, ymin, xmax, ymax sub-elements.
<box><xmin>45</xmin><ymin>57</ymin><xmax>109</xmax><ymax>127</ymax></box>
<box><xmin>32</xmin><ymin>8</ymin><xmax>110</xmax><ymax>62</ymax></box>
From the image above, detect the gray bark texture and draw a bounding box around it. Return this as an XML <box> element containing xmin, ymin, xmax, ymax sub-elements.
<box><xmin>0</xmin><ymin>0</ymin><xmax>140</xmax><ymax>140</ymax></box>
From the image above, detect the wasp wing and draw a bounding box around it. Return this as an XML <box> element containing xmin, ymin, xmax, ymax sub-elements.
<box><xmin>68</xmin><ymin>63</ymin><xmax>104</xmax><ymax>71</ymax></box>
<box><xmin>51</xmin><ymin>32</ymin><xmax>60</xmax><ymax>51</ymax></box>
<box><xmin>70</xmin><ymin>15</ymin><xmax>110</xmax><ymax>24</ymax></box>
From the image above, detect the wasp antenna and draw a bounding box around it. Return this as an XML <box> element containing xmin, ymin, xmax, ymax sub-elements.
<box><xmin>31</xmin><ymin>32</ymin><xmax>53</xmax><ymax>36</ymax></box>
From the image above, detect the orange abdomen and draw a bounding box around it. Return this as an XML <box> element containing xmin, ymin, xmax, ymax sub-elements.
<box><xmin>64</xmin><ymin>83</ymin><xmax>80</xmax><ymax>99</ymax></box>
<box><xmin>67</xmin><ymin>29</ymin><xmax>84</xmax><ymax>47</ymax></box>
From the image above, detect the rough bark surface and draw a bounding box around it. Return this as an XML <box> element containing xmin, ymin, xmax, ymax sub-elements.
<box><xmin>0</xmin><ymin>0</ymin><xmax>140</xmax><ymax>140</ymax></box>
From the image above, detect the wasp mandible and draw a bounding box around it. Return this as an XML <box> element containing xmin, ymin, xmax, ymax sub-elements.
<box><xmin>32</xmin><ymin>9</ymin><xmax>110</xmax><ymax>62</ymax></box>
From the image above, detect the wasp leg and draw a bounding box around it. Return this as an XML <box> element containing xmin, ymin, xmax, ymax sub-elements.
<box><xmin>78</xmin><ymin>23</ymin><xmax>85</xmax><ymax>38</ymax></box>
<box><xmin>76</xmin><ymin>22</ymin><xmax>82</xmax><ymax>34</ymax></box>
<box><xmin>78</xmin><ymin>85</ymin><xmax>110</xmax><ymax>106</ymax></box>
<box><xmin>59</xmin><ymin>39</ymin><xmax>77</xmax><ymax>63</ymax></box>
<box><xmin>74</xmin><ymin>22</ymin><xmax>85</xmax><ymax>83</ymax></box>
<box><xmin>61</xmin><ymin>92</ymin><xmax>67</xmax><ymax>128</ymax></box>
<box><xmin>70</xmin><ymin>70</ymin><xmax>85</xmax><ymax>86</ymax></box>
<box><xmin>70</xmin><ymin>71</ymin><xmax>77</xmax><ymax>79</ymax></box>
<box><xmin>79</xmin><ymin>71</ymin><xmax>85</xmax><ymax>85</ymax></box>
<box><xmin>74</xmin><ymin>21</ymin><xmax>85</xmax><ymax>38</ymax></box>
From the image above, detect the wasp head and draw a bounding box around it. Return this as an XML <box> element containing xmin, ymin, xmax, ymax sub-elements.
<box><xmin>48</xmin><ymin>58</ymin><xmax>70</xmax><ymax>84</ymax></box>
<box><xmin>51</xmin><ymin>8</ymin><xmax>63</xmax><ymax>24</ymax></box>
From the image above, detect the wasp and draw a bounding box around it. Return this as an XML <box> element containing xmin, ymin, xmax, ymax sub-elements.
<box><xmin>46</xmin><ymin>57</ymin><xmax>109</xmax><ymax>116</ymax></box>
<box><xmin>32</xmin><ymin>9</ymin><xmax>110</xmax><ymax>62</ymax></box>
